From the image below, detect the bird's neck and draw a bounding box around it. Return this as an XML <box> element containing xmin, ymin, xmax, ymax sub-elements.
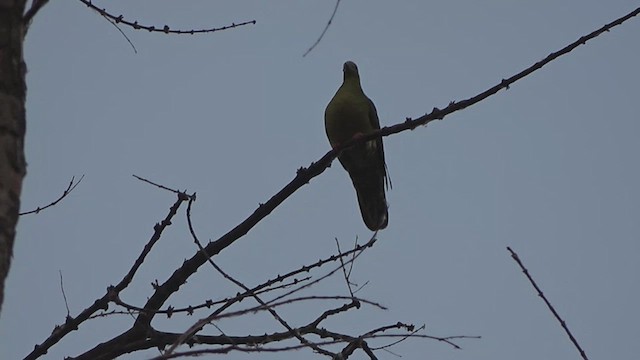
<box><xmin>342</xmin><ymin>76</ymin><xmax>363</xmax><ymax>93</ymax></box>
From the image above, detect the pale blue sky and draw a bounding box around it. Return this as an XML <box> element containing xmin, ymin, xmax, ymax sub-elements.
<box><xmin>2</xmin><ymin>1</ymin><xmax>639</xmax><ymax>359</ymax></box>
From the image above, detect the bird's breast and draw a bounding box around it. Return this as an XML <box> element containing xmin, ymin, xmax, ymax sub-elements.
<box><xmin>325</xmin><ymin>95</ymin><xmax>372</xmax><ymax>146</ymax></box>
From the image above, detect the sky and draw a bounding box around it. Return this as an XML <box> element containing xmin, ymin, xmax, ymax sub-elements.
<box><xmin>2</xmin><ymin>1</ymin><xmax>639</xmax><ymax>359</ymax></box>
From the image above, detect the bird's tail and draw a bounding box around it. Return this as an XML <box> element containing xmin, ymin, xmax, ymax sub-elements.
<box><xmin>351</xmin><ymin>173</ymin><xmax>388</xmax><ymax>231</ymax></box>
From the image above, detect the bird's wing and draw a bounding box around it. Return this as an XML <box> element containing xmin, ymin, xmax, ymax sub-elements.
<box><xmin>367</xmin><ymin>96</ymin><xmax>391</xmax><ymax>190</ymax></box>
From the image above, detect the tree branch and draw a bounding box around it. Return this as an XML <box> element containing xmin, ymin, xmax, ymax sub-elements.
<box><xmin>508</xmin><ymin>247</ymin><xmax>589</xmax><ymax>360</ymax></box>
<box><xmin>19</xmin><ymin>175</ymin><xmax>84</xmax><ymax>216</ymax></box>
<box><xmin>77</xmin><ymin>0</ymin><xmax>255</xmax><ymax>35</ymax></box>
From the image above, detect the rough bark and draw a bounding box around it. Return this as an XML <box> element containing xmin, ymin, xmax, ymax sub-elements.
<box><xmin>0</xmin><ymin>0</ymin><xmax>28</xmax><ymax>315</ymax></box>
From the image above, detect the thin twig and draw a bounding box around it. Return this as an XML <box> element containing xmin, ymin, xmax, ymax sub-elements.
<box><xmin>371</xmin><ymin>324</ymin><xmax>424</xmax><ymax>351</ymax></box>
<box><xmin>78</xmin><ymin>0</ymin><xmax>255</xmax><ymax>35</ymax></box>
<box><xmin>132</xmin><ymin>174</ymin><xmax>194</xmax><ymax>199</ymax></box>
<box><xmin>370</xmin><ymin>333</ymin><xmax>480</xmax><ymax>349</ymax></box>
<box><xmin>149</xmin><ymin>328</ymin><xmax>478</xmax><ymax>360</ymax></box>
<box><xmin>20</xmin><ymin>175</ymin><xmax>84</xmax><ymax>216</ymax></box>
<box><xmin>202</xmin><ymin>296</ymin><xmax>382</xmax><ymax>324</ymax></box>
<box><xmin>303</xmin><ymin>0</ymin><xmax>341</xmax><ymax>57</ymax></box>
<box><xmin>168</xmin><ymin>198</ymin><xmax>335</xmax><ymax>357</ymax></box>
<box><xmin>59</xmin><ymin>270</ymin><xmax>71</xmax><ymax>318</ymax></box>
<box><xmin>112</xmin><ymin>276</ymin><xmax>309</xmax><ymax>317</ymax></box>
<box><xmin>335</xmin><ymin>237</ymin><xmax>355</xmax><ymax>297</ymax></box>
<box><xmin>507</xmin><ymin>247</ymin><xmax>589</xmax><ymax>360</ymax></box>
<box><xmin>267</xmin><ymin>232</ymin><xmax>378</xmax><ymax>307</ymax></box>
<box><xmin>102</xmin><ymin>14</ymin><xmax>137</xmax><ymax>53</ymax></box>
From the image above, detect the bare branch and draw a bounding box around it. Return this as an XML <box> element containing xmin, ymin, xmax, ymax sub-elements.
<box><xmin>303</xmin><ymin>0</ymin><xmax>341</xmax><ymax>57</ymax></box>
<box><xmin>370</xmin><ymin>323</ymin><xmax>423</xmax><ymax>351</ymax></box>
<box><xmin>23</xmin><ymin>0</ymin><xmax>50</xmax><ymax>32</ymax></box>
<box><xmin>148</xmin><ymin>327</ymin><xmax>477</xmax><ymax>360</ymax></box>
<box><xmin>209</xmin><ymin>296</ymin><xmax>382</xmax><ymax>322</ymax></box>
<box><xmin>111</xmin><ymin>275</ymin><xmax>309</xmax><ymax>318</ymax></box>
<box><xmin>337</xmin><ymin>7</ymin><xmax>640</xmax><ymax>155</ymax></box>
<box><xmin>507</xmin><ymin>247</ymin><xmax>589</xmax><ymax>360</ymax></box>
<box><xmin>25</xmin><ymin>193</ymin><xmax>189</xmax><ymax>360</ymax></box>
<box><xmin>370</xmin><ymin>333</ymin><xmax>480</xmax><ymax>350</ymax></box>
<box><xmin>133</xmin><ymin>174</ymin><xmax>194</xmax><ymax>199</ymax></box>
<box><xmin>77</xmin><ymin>0</ymin><xmax>255</xmax><ymax>35</ymax></box>
<box><xmin>101</xmin><ymin>14</ymin><xmax>137</xmax><ymax>53</ymax></box>
<box><xmin>166</xmin><ymin>197</ymin><xmax>335</xmax><ymax>357</ymax></box>
<box><xmin>267</xmin><ymin>234</ymin><xmax>377</xmax><ymax>310</ymax></box>
<box><xmin>19</xmin><ymin>175</ymin><xmax>84</xmax><ymax>216</ymax></box>
<box><xmin>335</xmin><ymin>237</ymin><xmax>356</xmax><ymax>297</ymax></box>
<box><xmin>58</xmin><ymin>270</ymin><xmax>71</xmax><ymax>318</ymax></box>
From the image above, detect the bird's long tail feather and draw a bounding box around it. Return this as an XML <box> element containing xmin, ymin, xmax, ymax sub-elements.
<box><xmin>351</xmin><ymin>171</ymin><xmax>388</xmax><ymax>231</ymax></box>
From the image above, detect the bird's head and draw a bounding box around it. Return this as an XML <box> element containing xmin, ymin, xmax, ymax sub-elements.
<box><xmin>343</xmin><ymin>61</ymin><xmax>360</xmax><ymax>81</ymax></box>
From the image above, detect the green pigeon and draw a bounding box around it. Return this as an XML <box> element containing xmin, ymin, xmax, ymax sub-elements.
<box><xmin>325</xmin><ymin>61</ymin><xmax>390</xmax><ymax>230</ymax></box>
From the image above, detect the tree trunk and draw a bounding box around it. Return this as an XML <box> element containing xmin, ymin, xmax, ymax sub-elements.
<box><xmin>0</xmin><ymin>0</ymin><xmax>27</xmax><ymax>315</ymax></box>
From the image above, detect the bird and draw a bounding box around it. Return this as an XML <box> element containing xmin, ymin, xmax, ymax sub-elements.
<box><xmin>324</xmin><ymin>61</ymin><xmax>390</xmax><ymax>230</ymax></box>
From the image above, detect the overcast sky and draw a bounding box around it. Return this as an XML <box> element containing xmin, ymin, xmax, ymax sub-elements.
<box><xmin>2</xmin><ymin>1</ymin><xmax>639</xmax><ymax>359</ymax></box>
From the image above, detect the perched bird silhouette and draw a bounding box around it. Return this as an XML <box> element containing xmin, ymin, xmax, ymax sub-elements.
<box><xmin>324</xmin><ymin>61</ymin><xmax>390</xmax><ymax>230</ymax></box>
